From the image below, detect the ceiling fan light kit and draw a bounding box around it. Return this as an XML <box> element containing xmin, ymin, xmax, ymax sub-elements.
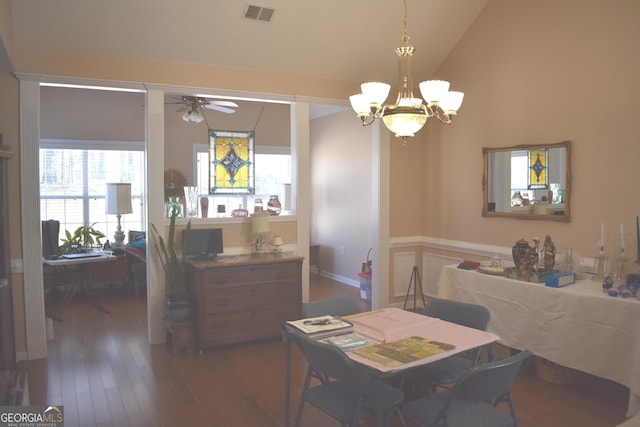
<box><xmin>173</xmin><ymin>96</ymin><xmax>239</xmax><ymax>124</ymax></box>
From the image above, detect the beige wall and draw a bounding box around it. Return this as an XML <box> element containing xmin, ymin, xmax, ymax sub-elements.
<box><xmin>310</xmin><ymin>110</ymin><xmax>373</xmax><ymax>283</ymax></box>
<box><xmin>0</xmin><ymin>0</ymin><xmax>14</xmax><ymax>68</ymax></box>
<box><xmin>41</xmin><ymin>87</ymin><xmax>145</xmax><ymax>141</ymax></box>
<box><xmin>419</xmin><ymin>0</ymin><xmax>640</xmax><ymax>260</ymax></box>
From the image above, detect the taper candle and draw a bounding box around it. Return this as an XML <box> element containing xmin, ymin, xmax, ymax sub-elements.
<box><xmin>636</xmin><ymin>217</ymin><xmax>640</xmax><ymax>263</ymax></box>
<box><xmin>620</xmin><ymin>223</ymin><xmax>625</xmax><ymax>251</ymax></box>
<box><xmin>600</xmin><ymin>223</ymin><xmax>605</xmax><ymax>250</ymax></box>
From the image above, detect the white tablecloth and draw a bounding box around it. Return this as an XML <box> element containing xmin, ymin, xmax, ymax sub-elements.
<box><xmin>437</xmin><ymin>264</ymin><xmax>640</xmax><ymax>417</ymax></box>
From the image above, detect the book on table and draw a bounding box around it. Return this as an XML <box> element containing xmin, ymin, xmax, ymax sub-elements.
<box><xmin>322</xmin><ymin>332</ymin><xmax>372</xmax><ymax>350</ymax></box>
<box><xmin>286</xmin><ymin>316</ymin><xmax>354</xmax><ymax>338</ymax></box>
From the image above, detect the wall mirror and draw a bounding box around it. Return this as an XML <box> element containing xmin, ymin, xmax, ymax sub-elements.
<box><xmin>482</xmin><ymin>140</ymin><xmax>571</xmax><ymax>222</ymax></box>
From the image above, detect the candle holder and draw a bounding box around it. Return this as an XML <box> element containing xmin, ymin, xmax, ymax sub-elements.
<box><xmin>615</xmin><ymin>249</ymin><xmax>629</xmax><ymax>282</ymax></box>
<box><xmin>592</xmin><ymin>251</ymin><xmax>608</xmax><ymax>281</ymax></box>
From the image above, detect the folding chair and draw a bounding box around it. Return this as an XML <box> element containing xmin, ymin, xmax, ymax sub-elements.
<box><xmin>302</xmin><ymin>296</ymin><xmax>362</xmax><ymax>318</ymax></box>
<box><xmin>419</xmin><ymin>298</ymin><xmax>493</xmax><ymax>387</ymax></box>
<box><xmin>288</xmin><ymin>329</ymin><xmax>404</xmax><ymax>427</ymax></box>
<box><xmin>402</xmin><ymin>350</ymin><xmax>533</xmax><ymax>427</ymax></box>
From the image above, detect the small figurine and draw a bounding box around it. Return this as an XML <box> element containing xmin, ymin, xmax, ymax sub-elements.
<box><xmin>532</xmin><ymin>237</ymin><xmax>541</xmax><ymax>272</ymax></box>
<box><xmin>543</xmin><ymin>235</ymin><xmax>556</xmax><ymax>272</ymax></box>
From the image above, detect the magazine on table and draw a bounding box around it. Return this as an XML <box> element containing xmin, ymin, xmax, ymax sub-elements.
<box><xmin>353</xmin><ymin>336</ymin><xmax>455</xmax><ymax>367</ymax></box>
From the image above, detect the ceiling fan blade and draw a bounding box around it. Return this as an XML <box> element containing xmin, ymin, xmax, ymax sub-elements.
<box><xmin>207</xmin><ymin>100</ymin><xmax>239</xmax><ymax>108</ymax></box>
<box><xmin>204</xmin><ymin>104</ymin><xmax>236</xmax><ymax>114</ymax></box>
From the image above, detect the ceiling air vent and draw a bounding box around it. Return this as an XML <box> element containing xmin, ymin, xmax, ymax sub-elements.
<box><xmin>244</xmin><ymin>4</ymin><xmax>275</xmax><ymax>22</ymax></box>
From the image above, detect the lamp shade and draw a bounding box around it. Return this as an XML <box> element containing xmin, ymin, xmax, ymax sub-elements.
<box><xmin>272</xmin><ymin>236</ymin><xmax>283</xmax><ymax>246</ymax></box>
<box><xmin>439</xmin><ymin>91</ymin><xmax>465</xmax><ymax>114</ymax></box>
<box><xmin>361</xmin><ymin>82</ymin><xmax>391</xmax><ymax>107</ymax></box>
<box><xmin>419</xmin><ymin>80</ymin><xmax>451</xmax><ymax>105</ymax></box>
<box><xmin>105</xmin><ymin>183</ymin><xmax>133</xmax><ymax>215</ymax></box>
<box><xmin>251</xmin><ymin>212</ymin><xmax>270</xmax><ymax>234</ymax></box>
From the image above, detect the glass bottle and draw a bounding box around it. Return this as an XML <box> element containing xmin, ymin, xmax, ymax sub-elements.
<box><xmin>164</xmin><ymin>196</ymin><xmax>183</xmax><ymax>218</ymax></box>
<box><xmin>254</xmin><ymin>198</ymin><xmax>263</xmax><ymax>213</ymax></box>
<box><xmin>267</xmin><ymin>195</ymin><xmax>282</xmax><ymax>216</ymax></box>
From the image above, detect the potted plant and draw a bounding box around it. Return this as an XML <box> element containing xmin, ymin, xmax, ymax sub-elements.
<box><xmin>59</xmin><ymin>223</ymin><xmax>106</xmax><ymax>254</ymax></box>
<box><xmin>151</xmin><ymin>209</ymin><xmax>192</xmax><ymax>321</ymax></box>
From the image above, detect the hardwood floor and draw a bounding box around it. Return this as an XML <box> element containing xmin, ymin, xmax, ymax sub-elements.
<box><xmin>23</xmin><ymin>276</ymin><xmax>629</xmax><ymax>427</ymax></box>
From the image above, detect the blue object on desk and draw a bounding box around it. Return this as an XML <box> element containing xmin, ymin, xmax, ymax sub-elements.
<box><xmin>545</xmin><ymin>272</ymin><xmax>576</xmax><ymax>287</ymax></box>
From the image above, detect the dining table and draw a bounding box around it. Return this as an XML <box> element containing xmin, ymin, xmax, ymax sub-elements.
<box><xmin>437</xmin><ymin>263</ymin><xmax>640</xmax><ymax>417</ymax></box>
<box><xmin>283</xmin><ymin>307</ymin><xmax>500</xmax><ymax>427</ymax></box>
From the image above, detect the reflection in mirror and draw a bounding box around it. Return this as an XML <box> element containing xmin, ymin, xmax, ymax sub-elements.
<box><xmin>482</xmin><ymin>141</ymin><xmax>571</xmax><ymax>222</ymax></box>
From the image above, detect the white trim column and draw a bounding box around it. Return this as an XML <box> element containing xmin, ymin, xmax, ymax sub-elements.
<box><xmin>371</xmin><ymin>122</ymin><xmax>390</xmax><ymax>309</ymax></box>
<box><xmin>291</xmin><ymin>101</ymin><xmax>310</xmax><ymax>303</ymax></box>
<box><xmin>19</xmin><ymin>78</ymin><xmax>47</xmax><ymax>359</ymax></box>
<box><xmin>145</xmin><ymin>87</ymin><xmax>166</xmax><ymax>344</ymax></box>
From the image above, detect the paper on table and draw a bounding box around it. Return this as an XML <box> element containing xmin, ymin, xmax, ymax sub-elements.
<box><xmin>347</xmin><ymin>308</ymin><xmax>438</xmax><ymax>342</ymax></box>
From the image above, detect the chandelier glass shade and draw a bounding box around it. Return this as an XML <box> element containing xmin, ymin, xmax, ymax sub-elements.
<box><xmin>350</xmin><ymin>0</ymin><xmax>464</xmax><ymax>143</ymax></box>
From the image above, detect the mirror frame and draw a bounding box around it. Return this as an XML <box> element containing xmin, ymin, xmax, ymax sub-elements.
<box><xmin>482</xmin><ymin>140</ymin><xmax>572</xmax><ymax>222</ymax></box>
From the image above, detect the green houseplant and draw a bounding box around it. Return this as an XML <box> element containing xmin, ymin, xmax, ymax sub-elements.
<box><xmin>59</xmin><ymin>223</ymin><xmax>106</xmax><ymax>254</ymax></box>
<box><xmin>151</xmin><ymin>209</ymin><xmax>192</xmax><ymax>321</ymax></box>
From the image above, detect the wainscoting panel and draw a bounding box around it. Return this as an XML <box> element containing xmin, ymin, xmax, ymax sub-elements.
<box><xmin>423</xmin><ymin>253</ymin><xmax>463</xmax><ymax>297</ymax></box>
<box><xmin>392</xmin><ymin>251</ymin><xmax>418</xmax><ymax>298</ymax></box>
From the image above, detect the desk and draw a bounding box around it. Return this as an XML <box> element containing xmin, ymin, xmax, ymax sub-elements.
<box><xmin>437</xmin><ymin>264</ymin><xmax>640</xmax><ymax>417</ymax></box>
<box><xmin>283</xmin><ymin>307</ymin><xmax>499</xmax><ymax>426</ymax></box>
<box><xmin>43</xmin><ymin>254</ymin><xmax>116</xmax><ymax>320</ymax></box>
<box><xmin>86</xmin><ymin>252</ymin><xmax>129</xmax><ymax>289</ymax></box>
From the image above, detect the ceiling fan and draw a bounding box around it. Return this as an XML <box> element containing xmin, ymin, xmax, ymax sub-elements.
<box><xmin>169</xmin><ymin>96</ymin><xmax>238</xmax><ymax>123</ymax></box>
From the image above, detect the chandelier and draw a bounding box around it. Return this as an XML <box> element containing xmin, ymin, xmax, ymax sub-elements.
<box><xmin>349</xmin><ymin>0</ymin><xmax>464</xmax><ymax>143</ymax></box>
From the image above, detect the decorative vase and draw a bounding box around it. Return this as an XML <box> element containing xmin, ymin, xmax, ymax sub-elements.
<box><xmin>200</xmin><ymin>197</ymin><xmax>209</xmax><ymax>218</ymax></box>
<box><xmin>512</xmin><ymin>239</ymin><xmax>537</xmax><ymax>272</ymax></box>
<box><xmin>254</xmin><ymin>198</ymin><xmax>263</xmax><ymax>213</ymax></box>
<box><xmin>267</xmin><ymin>195</ymin><xmax>282</xmax><ymax>215</ymax></box>
<box><xmin>164</xmin><ymin>196</ymin><xmax>183</xmax><ymax>218</ymax></box>
<box><xmin>183</xmin><ymin>186</ymin><xmax>199</xmax><ymax>217</ymax></box>
<box><xmin>165</xmin><ymin>295</ymin><xmax>192</xmax><ymax>322</ymax></box>
<box><xmin>231</xmin><ymin>204</ymin><xmax>249</xmax><ymax>217</ymax></box>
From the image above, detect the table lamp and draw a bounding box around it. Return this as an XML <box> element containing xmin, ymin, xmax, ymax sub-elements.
<box><xmin>251</xmin><ymin>212</ymin><xmax>270</xmax><ymax>254</ymax></box>
<box><xmin>105</xmin><ymin>183</ymin><xmax>133</xmax><ymax>250</ymax></box>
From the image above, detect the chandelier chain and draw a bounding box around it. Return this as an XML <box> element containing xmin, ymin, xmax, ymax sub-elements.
<box><xmin>402</xmin><ymin>0</ymin><xmax>410</xmax><ymax>45</ymax></box>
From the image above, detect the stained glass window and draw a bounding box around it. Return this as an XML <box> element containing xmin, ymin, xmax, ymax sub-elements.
<box><xmin>528</xmin><ymin>148</ymin><xmax>548</xmax><ymax>190</ymax></box>
<box><xmin>209</xmin><ymin>130</ymin><xmax>255</xmax><ymax>194</ymax></box>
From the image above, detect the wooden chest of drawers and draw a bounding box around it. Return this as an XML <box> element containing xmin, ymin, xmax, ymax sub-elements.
<box><xmin>187</xmin><ymin>254</ymin><xmax>303</xmax><ymax>351</ymax></box>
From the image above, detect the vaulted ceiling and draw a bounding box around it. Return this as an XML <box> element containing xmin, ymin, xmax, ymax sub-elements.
<box><xmin>10</xmin><ymin>0</ymin><xmax>489</xmax><ymax>85</ymax></box>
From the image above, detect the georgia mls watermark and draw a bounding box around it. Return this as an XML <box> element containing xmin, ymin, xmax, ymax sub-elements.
<box><xmin>0</xmin><ymin>406</ymin><xmax>63</xmax><ymax>427</ymax></box>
